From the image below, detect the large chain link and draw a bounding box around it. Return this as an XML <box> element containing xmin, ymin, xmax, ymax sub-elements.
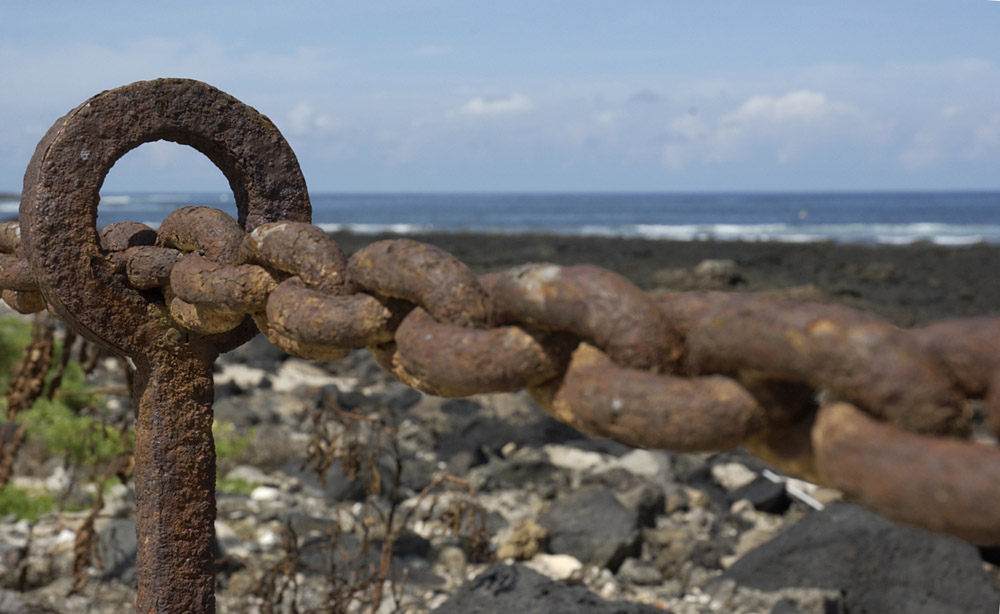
<box><xmin>1</xmin><ymin>208</ymin><xmax>998</xmax><ymax>545</ymax></box>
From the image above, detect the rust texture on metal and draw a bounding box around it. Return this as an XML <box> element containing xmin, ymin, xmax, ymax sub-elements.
<box><xmin>121</xmin><ymin>246</ymin><xmax>183</xmax><ymax>290</ymax></box>
<box><xmin>246</xmin><ymin>221</ymin><xmax>351</xmax><ymax>293</ymax></box>
<box><xmin>0</xmin><ymin>253</ymin><xmax>37</xmax><ymax>292</ymax></box>
<box><xmin>813</xmin><ymin>402</ymin><xmax>1000</xmax><ymax>544</ymax></box>
<box><xmin>16</xmin><ymin>78</ymin><xmax>312</xmax><ymax>614</ymax></box>
<box><xmin>0</xmin><ymin>221</ymin><xmax>22</xmax><ymax>254</ymax></box>
<box><xmin>665</xmin><ymin>292</ymin><xmax>967</xmax><ymax>436</ymax></box>
<box><xmin>393</xmin><ymin>307</ymin><xmax>573</xmax><ymax>397</ymax></box>
<box><xmin>529</xmin><ymin>343</ymin><xmax>767</xmax><ymax>451</ymax></box>
<box><xmin>100</xmin><ymin>222</ymin><xmax>157</xmax><ymax>252</ymax></box>
<box><xmin>170</xmin><ymin>253</ymin><xmax>276</xmax><ymax>316</ymax></box>
<box><xmin>265</xmin><ymin>278</ymin><xmax>397</xmax><ymax>349</ymax></box>
<box><xmin>348</xmin><ymin>238</ymin><xmax>489</xmax><ymax>328</ymax></box>
<box><xmin>158</xmin><ymin>206</ymin><xmax>248</xmax><ymax>264</ymax></box>
<box><xmin>490</xmin><ymin>263</ymin><xmax>682</xmax><ymax>372</ymax></box>
<box><xmin>5</xmin><ymin>79</ymin><xmax>1000</xmax><ymax>613</ymax></box>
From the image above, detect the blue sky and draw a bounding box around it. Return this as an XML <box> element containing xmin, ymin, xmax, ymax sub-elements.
<box><xmin>2</xmin><ymin>1</ymin><xmax>1000</xmax><ymax>192</ymax></box>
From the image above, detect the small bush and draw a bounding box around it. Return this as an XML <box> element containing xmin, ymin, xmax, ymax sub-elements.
<box><xmin>0</xmin><ymin>484</ymin><xmax>57</xmax><ymax>521</ymax></box>
<box><xmin>214</xmin><ymin>420</ymin><xmax>255</xmax><ymax>464</ymax></box>
<box><xmin>217</xmin><ymin>476</ymin><xmax>256</xmax><ymax>496</ymax></box>
<box><xmin>20</xmin><ymin>399</ymin><xmax>126</xmax><ymax>471</ymax></box>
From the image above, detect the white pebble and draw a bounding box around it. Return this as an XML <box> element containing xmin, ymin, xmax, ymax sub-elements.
<box><xmin>250</xmin><ymin>486</ymin><xmax>281</xmax><ymax>502</ymax></box>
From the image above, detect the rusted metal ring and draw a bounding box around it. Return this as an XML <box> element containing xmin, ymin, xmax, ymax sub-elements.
<box><xmin>19</xmin><ymin>78</ymin><xmax>311</xmax><ymax>358</ymax></box>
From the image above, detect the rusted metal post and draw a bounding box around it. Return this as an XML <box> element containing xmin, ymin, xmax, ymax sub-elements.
<box><xmin>19</xmin><ymin>78</ymin><xmax>311</xmax><ymax>613</ymax></box>
<box><xmin>131</xmin><ymin>350</ymin><xmax>218</xmax><ymax>611</ymax></box>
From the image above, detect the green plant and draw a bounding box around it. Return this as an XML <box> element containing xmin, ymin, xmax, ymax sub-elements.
<box><xmin>217</xmin><ymin>476</ymin><xmax>256</xmax><ymax>496</ymax></box>
<box><xmin>20</xmin><ymin>399</ymin><xmax>126</xmax><ymax>470</ymax></box>
<box><xmin>0</xmin><ymin>317</ymin><xmax>32</xmax><ymax>390</ymax></box>
<box><xmin>0</xmin><ymin>484</ymin><xmax>57</xmax><ymax>521</ymax></box>
<box><xmin>214</xmin><ymin>420</ymin><xmax>255</xmax><ymax>463</ymax></box>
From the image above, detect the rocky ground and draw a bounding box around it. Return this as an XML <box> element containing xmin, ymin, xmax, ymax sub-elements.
<box><xmin>2</xmin><ymin>234</ymin><xmax>1000</xmax><ymax>613</ymax></box>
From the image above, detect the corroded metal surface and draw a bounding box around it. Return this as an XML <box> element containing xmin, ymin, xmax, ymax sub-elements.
<box><xmin>170</xmin><ymin>254</ymin><xmax>276</xmax><ymax>315</ymax></box>
<box><xmin>265</xmin><ymin>277</ymin><xmax>397</xmax><ymax>349</ymax></box>
<box><xmin>5</xmin><ymin>78</ymin><xmax>1000</xmax><ymax>614</ymax></box>
<box><xmin>814</xmin><ymin>403</ymin><xmax>1000</xmax><ymax>544</ymax></box>
<box><xmin>529</xmin><ymin>343</ymin><xmax>766</xmax><ymax>451</ymax></box>
<box><xmin>348</xmin><ymin>239</ymin><xmax>489</xmax><ymax>328</ymax></box>
<box><xmin>0</xmin><ymin>254</ymin><xmax>37</xmax><ymax>292</ymax></box>
<box><xmin>100</xmin><ymin>222</ymin><xmax>157</xmax><ymax>252</ymax></box>
<box><xmin>121</xmin><ymin>246</ymin><xmax>182</xmax><ymax>290</ymax></box>
<box><xmin>491</xmin><ymin>263</ymin><xmax>682</xmax><ymax>372</ymax></box>
<box><xmin>17</xmin><ymin>78</ymin><xmax>311</xmax><ymax>614</ymax></box>
<box><xmin>676</xmin><ymin>293</ymin><xmax>966</xmax><ymax>435</ymax></box>
<box><xmin>393</xmin><ymin>307</ymin><xmax>572</xmax><ymax>397</ymax></box>
<box><xmin>246</xmin><ymin>221</ymin><xmax>351</xmax><ymax>293</ymax></box>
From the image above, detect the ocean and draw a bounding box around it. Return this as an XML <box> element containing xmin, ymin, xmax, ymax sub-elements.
<box><xmin>2</xmin><ymin>191</ymin><xmax>999</xmax><ymax>246</ymax></box>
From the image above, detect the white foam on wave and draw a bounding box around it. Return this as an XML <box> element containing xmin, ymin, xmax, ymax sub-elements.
<box><xmin>316</xmin><ymin>222</ymin><xmax>435</xmax><ymax>235</ymax></box>
<box><xmin>99</xmin><ymin>195</ymin><xmax>132</xmax><ymax>206</ymax></box>
<box><xmin>0</xmin><ymin>199</ymin><xmax>19</xmax><ymax>213</ymax></box>
<box><xmin>931</xmin><ymin>235</ymin><xmax>987</xmax><ymax>246</ymax></box>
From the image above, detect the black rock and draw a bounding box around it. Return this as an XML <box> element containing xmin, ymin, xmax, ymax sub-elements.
<box><xmin>428</xmin><ymin>397</ymin><xmax>584</xmax><ymax>472</ymax></box>
<box><xmin>285</xmin><ymin>511</ymin><xmax>339</xmax><ymax>537</ymax></box>
<box><xmin>432</xmin><ymin>564</ymin><xmax>664</xmax><ymax>614</ymax></box>
<box><xmin>437</xmin><ymin>414</ymin><xmax>580</xmax><ymax>471</ymax></box>
<box><xmin>468</xmin><ymin>453</ymin><xmax>562</xmax><ymax>494</ymax></box>
<box><xmin>214</xmin><ymin>389</ymin><xmax>292</xmax><ymax>427</ymax></box>
<box><xmin>561</xmin><ymin>437</ymin><xmax>633</xmax><ymax>457</ymax></box>
<box><xmin>278</xmin><ymin>459</ymin><xmax>367</xmax><ymax>503</ymax></box>
<box><xmin>298</xmin><ymin>533</ymin><xmax>443</xmax><ymax>587</ymax></box>
<box><xmin>220</xmin><ymin>334</ymin><xmax>289</xmax><ymax>369</ymax></box>
<box><xmin>721</xmin><ymin>502</ymin><xmax>1000</xmax><ymax>614</ymax></box>
<box><xmin>539</xmin><ymin>487</ymin><xmax>640</xmax><ymax>571</ymax></box>
<box><xmin>728</xmin><ymin>476</ymin><xmax>790</xmax><ymax>514</ymax></box>
<box><xmin>770</xmin><ymin>599</ymin><xmax>803</xmax><ymax>614</ymax></box>
<box><xmin>392</xmin><ymin>531</ymin><xmax>431</xmax><ymax>558</ymax></box>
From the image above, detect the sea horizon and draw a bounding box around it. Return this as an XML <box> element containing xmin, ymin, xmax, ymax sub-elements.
<box><xmin>3</xmin><ymin>189</ymin><xmax>999</xmax><ymax>247</ymax></box>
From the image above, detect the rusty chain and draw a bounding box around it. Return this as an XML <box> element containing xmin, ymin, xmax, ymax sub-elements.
<box><xmin>3</xmin><ymin>202</ymin><xmax>999</xmax><ymax>544</ymax></box>
<box><xmin>1</xmin><ymin>78</ymin><xmax>999</xmax><ymax>612</ymax></box>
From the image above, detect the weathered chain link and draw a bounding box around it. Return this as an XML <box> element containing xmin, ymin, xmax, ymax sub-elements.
<box><xmin>1</xmin><ymin>207</ymin><xmax>998</xmax><ymax>545</ymax></box>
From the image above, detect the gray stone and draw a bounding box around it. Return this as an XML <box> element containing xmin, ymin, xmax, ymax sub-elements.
<box><xmin>721</xmin><ymin>502</ymin><xmax>1000</xmax><ymax>614</ymax></box>
<box><xmin>644</xmin><ymin>526</ymin><xmax>722</xmax><ymax>582</ymax></box>
<box><xmin>220</xmin><ymin>333</ymin><xmax>289</xmax><ymax>369</ymax></box>
<box><xmin>539</xmin><ymin>488</ymin><xmax>640</xmax><ymax>571</ymax></box>
<box><xmin>213</xmin><ymin>388</ymin><xmax>312</xmax><ymax>428</ymax></box>
<box><xmin>468</xmin><ymin>451</ymin><xmax>561</xmax><ymax>494</ymax></box>
<box><xmin>435</xmin><ymin>545</ymin><xmax>468</xmax><ymax>576</ymax></box>
<box><xmin>0</xmin><ymin>589</ymin><xmax>29</xmax><ymax>614</ymax></box>
<box><xmin>432</xmin><ymin>564</ymin><xmax>664</xmax><ymax>614</ymax></box>
<box><xmin>616</xmin><ymin>558</ymin><xmax>662</xmax><ymax>586</ymax></box>
<box><xmin>96</xmin><ymin>518</ymin><xmax>137</xmax><ymax>580</ymax></box>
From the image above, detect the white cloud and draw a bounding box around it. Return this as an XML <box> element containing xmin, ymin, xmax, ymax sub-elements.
<box><xmin>459</xmin><ymin>94</ymin><xmax>534</xmax><ymax>116</ymax></box>
<box><xmin>898</xmin><ymin>132</ymin><xmax>941</xmax><ymax>169</ymax></box>
<box><xmin>942</xmin><ymin>105</ymin><xmax>961</xmax><ymax>119</ymax></box>
<box><xmin>972</xmin><ymin>114</ymin><xmax>1000</xmax><ymax>156</ymax></box>
<box><xmin>659</xmin><ymin>90</ymin><xmax>870</xmax><ymax>169</ymax></box>
<box><xmin>722</xmin><ymin>90</ymin><xmax>855</xmax><ymax>125</ymax></box>
<box><xmin>287</xmin><ymin>102</ymin><xmax>338</xmax><ymax>135</ymax></box>
<box><xmin>414</xmin><ymin>45</ymin><xmax>454</xmax><ymax>57</ymax></box>
<box><xmin>592</xmin><ymin>111</ymin><xmax>616</xmax><ymax>124</ymax></box>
